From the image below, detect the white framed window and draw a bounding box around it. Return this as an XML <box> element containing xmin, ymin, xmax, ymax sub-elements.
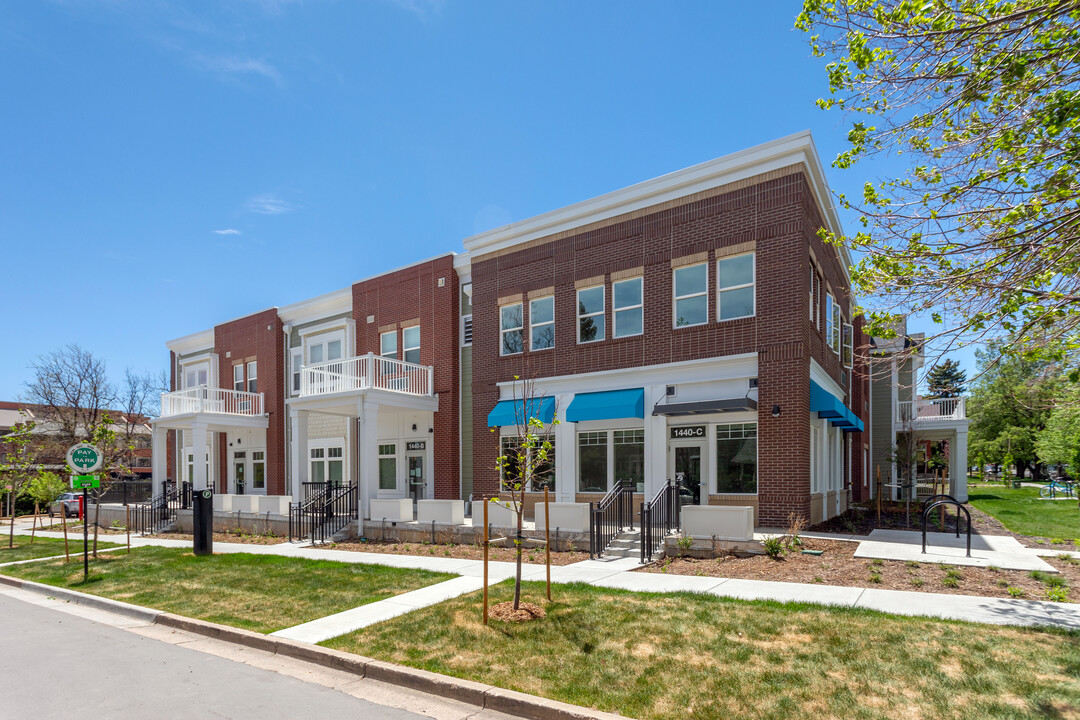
<box><xmin>576</xmin><ymin>428</ymin><xmax>645</xmax><ymax>493</ymax></box>
<box><xmin>380</xmin><ymin>331</ymin><xmax>397</xmax><ymax>359</ymax></box>
<box><xmin>715</xmin><ymin>422</ymin><xmax>757</xmax><ymax>494</ymax></box>
<box><xmin>291</xmin><ymin>350</ymin><xmax>302</xmax><ymax>394</ymax></box>
<box><xmin>842</xmin><ymin>322</ymin><xmax>853</xmax><ymax>369</ymax></box>
<box><xmin>825</xmin><ymin>293</ymin><xmax>836</xmax><ymax>354</ymax></box>
<box><xmin>613</xmin><ymin>278</ymin><xmax>643</xmax><ymax>338</ymax></box>
<box><xmin>233</xmin><ymin>364</ymin><xmax>244</xmax><ymax>392</ymax></box>
<box><xmin>378</xmin><ymin>443</ymin><xmax>397</xmax><ymax>490</ymax></box>
<box><xmin>252</xmin><ymin>451</ymin><xmax>266</xmax><ymax>492</ymax></box>
<box><xmin>500</xmin><ymin>436</ymin><xmax>555</xmax><ymax>491</ymax></box>
<box><xmin>673</xmin><ymin>263</ymin><xmax>707</xmax><ymax>327</ymax></box>
<box><xmin>717</xmin><ymin>252</ymin><xmax>755</xmax><ymax>321</ymax></box>
<box><xmin>529</xmin><ymin>296</ymin><xmax>554</xmax><ymax>351</ymax></box>
<box><xmin>832</xmin><ymin>304</ymin><xmax>842</xmax><ymax>354</ymax></box>
<box><xmin>183</xmin><ymin>362</ymin><xmax>210</xmax><ymax>390</ymax></box>
<box><xmin>577</xmin><ymin>431</ymin><xmax>608</xmax><ymax>492</ymax></box>
<box><xmin>403</xmin><ymin>326</ymin><xmax>420</xmax><ymax>365</ymax></box>
<box><xmin>500</xmin><ymin>304</ymin><xmax>523</xmax><ymax>356</ymax></box>
<box><xmin>577</xmin><ymin>286</ymin><xmax>605</xmax><ymax>343</ymax></box>
<box><xmin>809</xmin><ymin>267</ymin><xmax>816</xmax><ymax>325</ymax></box>
<box><xmin>246</xmin><ymin>361</ymin><xmax>257</xmax><ymax>393</ymax></box>
<box><xmin>307</xmin><ymin>333</ymin><xmax>344</xmax><ymax>366</ymax></box>
<box><xmin>310</xmin><ymin>444</ymin><xmax>344</xmax><ymax>487</ymax></box>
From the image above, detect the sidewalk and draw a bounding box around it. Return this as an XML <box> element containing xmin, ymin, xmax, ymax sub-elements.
<box><xmin>10</xmin><ymin>528</ymin><xmax>1080</xmax><ymax>634</ymax></box>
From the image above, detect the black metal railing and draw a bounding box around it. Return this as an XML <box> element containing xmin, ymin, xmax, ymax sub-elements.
<box><xmin>96</xmin><ymin>480</ymin><xmax>154</xmax><ymax>506</ymax></box>
<box><xmin>921</xmin><ymin>495</ymin><xmax>971</xmax><ymax>557</ymax></box>
<box><xmin>289</xmin><ymin>483</ymin><xmax>358</xmax><ymax>544</ymax></box>
<box><xmin>130</xmin><ymin>485</ymin><xmax>184</xmax><ymax>535</ymax></box>
<box><xmin>640</xmin><ymin>479</ymin><xmax>680</xmax><ymax>563</ymax></box>
<box><xmin>590</xmin><ymin>480</ymin><xmax>634</xmax><ymax>558</ymax></box>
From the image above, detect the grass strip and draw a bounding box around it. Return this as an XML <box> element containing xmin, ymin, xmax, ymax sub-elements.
<box><xmin>969</xmin><ymin>486</ymin><xmax>1080</xmax><ymax>540</ymax></box>
<box><xmin>0</xmin><ymin>535</ymin><xmax>120</xmax><ymax>563</ymax></box>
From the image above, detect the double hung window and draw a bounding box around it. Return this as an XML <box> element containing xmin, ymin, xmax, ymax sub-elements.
<box><xmin>380</xmin><ymin>331</ymin><xmax>397</xmax><ymax>359</ymax></box>
<box><xmin>403</xmin><ymin>326</ymin><xmax>420</xmax><ymax>364</ymax></box>
<box><xmin>612</xmin><ymin>278</ymin><xmax>642</xmax><ymax>338</ymax></box>
<box><xmin>500</xmin><ymin>304</ymin><xmax>523</xmax><ymax>356</ymax></box>
<box><xmin>233</xmin><ymin>364</ymin><xmax>244</xmax><ymax>392</ymax></box>
<box><xmin>717</xmin><ymin>253</ymin><xmax>755</xmax><ymax>320</ymax></box>
<box><xmin>246</xmin><ymin>361</ymin><xmax>257</xmax><ymax>393</ymax></box>
<box><xmin>530</xmin><ymin>296</ymin><xmax>554</xmax><ymax>350</ymax></box>
<box><xmin>673</xmin><ymin>263</ymin><xmax>707</xmax><ymax>327</ymax></box>
<box><xmin>577</xmin><ymin>287</ymin><xmax>604</xmax><ymax>343</ymax></box>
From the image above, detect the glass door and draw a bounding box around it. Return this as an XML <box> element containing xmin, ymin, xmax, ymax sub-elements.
<box><xmin>233</xmin><ymin>451</ymin><xmax>246</xmax><ymax>495</ymax></box>
<box><xmin>672</xmin><ymin>444</ymin><xmax>704</xmax><ymax>506</ymax></box>
<box><xmin>407</xmin><ymin>453</ymin><xmax>425</xmax><ymax>505</ymax></box>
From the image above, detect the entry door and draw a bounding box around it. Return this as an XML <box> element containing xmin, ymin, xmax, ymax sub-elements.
<box><xmin>231</xmin><ymin>450</ymin><xmax>266</xmax><ymax>495</ymax></box>
<box><xmin>407</xmin><ymin>453</ymin><xmax>426</xmax><ymax>504</ymax></box>
<box><xmin>671</xmin><ymin>443</ymin><xmax>705</xmax><ymax>506</ymax></box>
<box><xmin>233</xmin><ymin>451</ymin><xmax>247</xmax><ymax>495</ymax></box>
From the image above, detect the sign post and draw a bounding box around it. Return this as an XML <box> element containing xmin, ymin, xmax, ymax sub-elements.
<box><xmin>66</xmin><ymin>444</ymin><xmax>102</xmax><ymax>581</ymax></box>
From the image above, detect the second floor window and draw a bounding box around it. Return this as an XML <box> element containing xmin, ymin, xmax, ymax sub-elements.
<box><xmin>674</xmin><ymin>263</ymin><xmax>707</xmax><ymax>327</ymax></box>
<box><xmin>500</xmin><ymin>303</ymin><xmax>523</xmax><ymax>355</ymax></box>
<box><xmin>613</xmin><ymin>278</ymin><xmax>643</xmax><ymax>338</ymax></box>
<box><xmin>717</xmin><ymin>252</ymin><xmax>755</xmax><ymax>320</ymax></box>
<box><xmin>403</xmin><ymin>326</ymin><xmax>420</xmax><ymax>364</ymax></box>
<box><xmin>530</xmin><ymin>297</ymin><xmax>554</xmax><ymax>350</ymax></box>
<box><xmin>233</xmin><ymin>364</ymin><xmax>244</xmax><ymax>392</ymax></box>
<box><xmin>246</xmin><ymin>361</ymin><xmax>257</xmax><ymax>393</ymax></box>
<box><xmin>380</xmin><ymin>331</ymin><xmax>397</xmax><ymax>359</ymax></box>
<box><xmin>292</xmin><ymin>350</ymin><xmax>302</xmax><ymax>393</ymax></box>
<box><xmin>577</xmin><ymin>286</ymin><xmax>605</xmax><ymax>343</ymax></box>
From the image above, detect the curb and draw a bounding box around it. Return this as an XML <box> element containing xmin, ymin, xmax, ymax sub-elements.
<box><xmin>0</xmin><ymin>574</ymin><xmax>626</xmax><ymax>720</ymax></box>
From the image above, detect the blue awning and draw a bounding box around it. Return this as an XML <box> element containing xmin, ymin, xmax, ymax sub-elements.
<box><xmin>566</xmin><ymin>388</ymin><xmax>644</xmax><ymax>422</ymax></box>
<box><xmin>487</xmin><ymin>396</ymin><xmax>557</xmax><ymax>428</ymax></box>
<box><xmin>810</xmin><ymin>380</ymin><xmax>863</xmax><ymax>432</ymax></box>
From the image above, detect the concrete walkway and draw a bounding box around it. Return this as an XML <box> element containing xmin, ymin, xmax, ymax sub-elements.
<box><xmin>855</xmin><ymin>529</ymin><xmax>1059</xmax><ymax>572</ymax></box>
<box><xmin>11</xmin><ymin>528</ymin><xmax>1080</xmax><ymax>635</ymax></box>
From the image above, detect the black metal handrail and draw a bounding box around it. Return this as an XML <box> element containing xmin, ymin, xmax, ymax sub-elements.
<box><xmin>921</xmin><ymin>498</ymin><xmax>971</xmax><ymax>557</ymax></box>
<box><xmin>130</xmin><ymin>485</ymin><xmax>183</xmax><ymax>535</ymax></box>
<box><xmin>640</xmin><ymin>479</ymin><xmax>680</xmax><ymax>563</ymax></box>
<box><xmin>97</xmin><ymin>480</ymin><xmax>154</xmax><ymax>506</ymax></box>
<box><xmin>590</xmin><ymin>480</ymin><xmax>634</xmax><ymax>558</ymax></box>
<box><xmin>289</xmin><ymin>484</ymin><xmax>358</xmax><ymax>544</ymax></box>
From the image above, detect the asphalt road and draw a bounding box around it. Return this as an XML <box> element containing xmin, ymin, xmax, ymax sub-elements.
<box><xmin>0</xmin><ymin>592</ymin><xmax>437</xmax><ymax>720</ymax></box>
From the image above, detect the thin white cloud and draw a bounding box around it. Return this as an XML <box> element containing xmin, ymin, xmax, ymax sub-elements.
<box><xmin>191</xmin><ymin>53</ymin><xmax>282</xmax><ymax>85</ymax></box>
<box><xmin>213</xmin><ymin>228</ymin><xmax>242</xmax><ymax>235</ymax></box>
<box><xmin>385</xmin><ymin>0</ymin><xmax>445</xmax><ymax>19</ymax></box>
<box><xmin>246</xmin><ymin>193</ymin><xmax>295</xmax><ymax>215</ymax></box>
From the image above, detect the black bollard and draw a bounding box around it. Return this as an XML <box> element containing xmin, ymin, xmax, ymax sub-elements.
<box><xmin>193</xmin><ymin>488</ymin><xmax>213</xmax><ymax>556</ymax></box>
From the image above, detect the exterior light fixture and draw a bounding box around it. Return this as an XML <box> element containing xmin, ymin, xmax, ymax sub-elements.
<box><xmin>772</xmin><ymin>405</ymin><xmax>781</xmax><ymax>418</ymax></box>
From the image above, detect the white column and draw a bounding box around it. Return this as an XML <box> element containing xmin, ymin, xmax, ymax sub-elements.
<box><xmin>290</xmin><ymin>409</ymin><xmax>309</xmax><ymax>501</ymax></box>
<box><xmin>644</xmin><ymin>385</ymin><xmax>668</xmax><ymax>501</ymax></box>
<box><xmin>151</xmin><ymin>424</ymin><xmax>167</xmax><ymax>497</ymax></box>
<box><xmin>951</xmin><ymin>430</ymin><xmax>969</xmax><ymax>502</ymax></box>
<box><xmin>357</xmin><ymin>398</ymin><xmax>379</xmax><ymax>520</ymax></box>
<box><xmin>191</xmin><ymin>421</ymin><xmax>209</xmax><ymax>492</ymax></box>
<box><xmin>554</xmin><ymin>392</ymin><xmax>575</xmax><ymax>503</ymax></box>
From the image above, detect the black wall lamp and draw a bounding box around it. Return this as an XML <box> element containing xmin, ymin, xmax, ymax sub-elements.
<box><xmin>772</xmin><ymin>405</ymin><xmax>781</xmax><ymax>418</ymax></box>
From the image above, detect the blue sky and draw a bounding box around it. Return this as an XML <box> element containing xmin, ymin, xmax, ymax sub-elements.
<box><xmin>0</xmin><ymin>0</ymin><xmax>973</xmax><ymax>401</ymax></box>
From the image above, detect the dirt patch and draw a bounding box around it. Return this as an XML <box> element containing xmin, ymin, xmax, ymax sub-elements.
<box><xmin>145</xmin><ymin>531</ymin><xmax>285</xmax><ymax>545</ymax></box>
<box><xmin>325</xmin><ymin>540</ymin><xmax>589</xmax><ymax>565</ymax></box>
<box><xmin>639</xmin><ymin>537</ymin><xmax>1080</xmax><ymax>603</ymax></box>
<box><xmin>489</xmin><ymin>601</ymin><xmax>546</xmax><ymax>622</ymax></box>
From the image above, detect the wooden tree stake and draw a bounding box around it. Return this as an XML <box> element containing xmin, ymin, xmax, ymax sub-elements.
<box><xmin>482</xmin><ymin>498</ymin><xmax>489</xmax><ymax>626</ymax></box>
<box><xmin>876</xmin><ymin>465</ymin><xmax>882</xmax><ymax>527</ymax></box>
<box><xmin>544</xmin><ymin>487</ymin><xmax>551</xmax><ymax>602</ymax></box>
<box><xmin>126</xmin><ymin>505</ymin><xmax>131</xmax><ymax>554</ymax></box>
<box><xmin>61</xmin><ymin>508</ymin><xmax>69</xmax><ymax>563</ymax></box>
<box><xmin>30</xmin><ymin>503</ymin><xmax>38</xmax><ymax>545</ymax></box>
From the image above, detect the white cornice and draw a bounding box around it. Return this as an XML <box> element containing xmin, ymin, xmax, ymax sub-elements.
<box><xmin>167</xmin><ymin>329</ymin><xmax>215</xmax><ymax>355</ymax></box>
<box><xmin>278</xmin><ymin>288</ymin><xmax>352</xmax><ymax>326</ymax></box>
<box><xmin>463</xmin><ymin>131</ymin><xmax>850</xmax><ymax>283</ymax></box>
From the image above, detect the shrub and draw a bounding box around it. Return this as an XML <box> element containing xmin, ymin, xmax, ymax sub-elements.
<box><xmin>1007</xmin><ymin>586</ymin><xmax>1025</xmax><ymax>598</ymax></box>
<box><xmin>762</xmin><ymin>535</ymin><xmax>787</xmax><ymax>560</ymax></box>
<box><xmin>1047</xmin><ymin>586</ymin><xmax>1068</xmax><ymax>602</ymax></box>
<box><xmin>869</xmin><ymin>572</ymin><xmax>883</xmax><ymax>584</ymax></box>
<box><xmin>942</xmin><ymin>576</ymin><xmax>959</xmax><ymax>588</ymax></box>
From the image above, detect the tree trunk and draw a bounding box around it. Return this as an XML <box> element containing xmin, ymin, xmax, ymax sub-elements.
<box><xmin>513</xmin><ymin>502</ymin><xmax>523</xmax><ymax>611</ymax></box>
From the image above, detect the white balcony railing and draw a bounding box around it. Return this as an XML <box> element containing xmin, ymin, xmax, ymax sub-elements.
<box><xmin>299</xmin><ymin>353</ymin><xmax>433</xmax><ymax>398</ymax></box>
<box><xmin>897</xmin><ymin>397</ymin><xmax>966</xmax><ymax>424</ymax></box>
<box><xmin>160</xmin><ymin>386</ymin><xmax>265</xmax><ymax>418</ymax></box>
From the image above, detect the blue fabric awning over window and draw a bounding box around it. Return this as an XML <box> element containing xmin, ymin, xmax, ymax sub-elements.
<box><xmin>566</xmin><ymin>388</ymin><xmax>645</xmax><ymax>422</ymax></box>
<box><xmin>809</xmin><ymin>380</ymin><xmax>864</xmax><ymax>432</ymax></box>
<box><xmin>487</xmin><ymin>396</ymin><xmax>557</xmax><ymax>428</ymax></box>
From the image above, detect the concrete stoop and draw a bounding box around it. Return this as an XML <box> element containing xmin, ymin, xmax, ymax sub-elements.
<box><xmin>602</xmin><ymin>531</ymin><xmax>642</xmax><ymax>559</ymax></box>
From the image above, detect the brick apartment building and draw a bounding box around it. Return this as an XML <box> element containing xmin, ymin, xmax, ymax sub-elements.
<box><xmin>151</xmin><ymin>131</ymin><xmax>872</xmax><ymax>527</ymax></box>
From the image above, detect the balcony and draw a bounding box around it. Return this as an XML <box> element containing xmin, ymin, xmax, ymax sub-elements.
<box><xmin>160</xmin><ymin>386</ymin><xmax>265</xmax><ymax>418</ymax></box>
<box><xmin>897</xmin><ymin>397</ymin><xmax>966</xmax><ymax>424</ymax></box>
<box><xmin>299</xmin><ymin>353</ymin><xmax>433</xmax><ymax>398</ymax></box>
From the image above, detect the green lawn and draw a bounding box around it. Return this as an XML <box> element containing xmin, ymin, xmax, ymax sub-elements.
<box><xmin>969</xmin><ymin>485</ymin><xmax>1080</xmax><ymax>540</ymax></box>
<box><xmin>0</xmin><ymin>535</ymin><xmax>119</xmax><ymax>563</ymax></box>
<box><xmin>324</xmin><ymin>581</ymin><xmax>1080</xmax><ymax>720</ymax></box>
<box><xmin>2</xmin><ymin>547</ymin><xmax>455</xmax><ymax>633</ymax></box>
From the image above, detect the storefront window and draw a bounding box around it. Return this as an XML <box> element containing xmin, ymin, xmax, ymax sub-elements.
<box><xmin>577</xmin><ymin>432</ymin><xmax>607</xmax><ymax>492</ymax></box>
<box><xmin>614</xmin><ymin>429</ymin><xmax>644</xmax><ymax>487</ymax></box>
<box><xmin>501</xmin><ymin>436</ymin><xmax>555</xmax><ymax>491</ymax></box>
<box><xmin>716</xmin><ymin>423</ymin><xmax>757</xmax><ymax>493</ymax></box>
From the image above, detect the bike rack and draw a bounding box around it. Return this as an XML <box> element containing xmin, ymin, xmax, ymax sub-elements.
<box><xmin>921</xmin><ymin>497</ymin><xmax>971</xmax><ymax>557</ymax></box>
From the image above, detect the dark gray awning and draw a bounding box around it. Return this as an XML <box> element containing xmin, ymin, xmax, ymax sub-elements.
<box><xmin>651</xmin><ymin>398</ymin><xmax>758</xmax><ymax>416</ymax></box>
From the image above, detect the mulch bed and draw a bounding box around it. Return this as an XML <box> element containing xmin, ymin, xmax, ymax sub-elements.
<box><xmin>638</xmin><ymin>537</ymin><xmax>1080</xmax><ymax>603</ymax></box>
<box><xmin>37</xmin><ymin>522</ymin><xmax>128</xmax><ymax>535</ymax></box>
<box><xmin>144</xmin><ymin>531</ymin><xmax>285</xmax><ymax>545</ymax></box>
<box><xmin>489</xmin><ymin>601</ymin><xmax>546</xmax><ymax>622</ymax></box>
<box><xmin>325</xmin><ymin>540</ymin><xmax>589</xmax><ymax>566</ymax></box>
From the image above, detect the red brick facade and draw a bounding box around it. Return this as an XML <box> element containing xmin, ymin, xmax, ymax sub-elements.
<box><xmin>470</xmin><ymin>167</ymin><xmax>866</xmax><ymax>524</ymax></box>
<box><xmin>352</xmin><ymin>255</ymin><xmax>461</xmax><ymax>499</ymax></box>
<box><xmin>213</xmin><ymin>309</ymin><xmax>286</xmax><ymax>495</ymax></box>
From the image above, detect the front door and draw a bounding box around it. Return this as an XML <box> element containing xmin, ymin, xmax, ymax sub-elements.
<box><xmin>671</xmin><ymin>443</ymin><xmax>705</xmax><ymax>506</ymax></box>
<box><xmin>407</xmin><ymin>453</ymin><xmax>425</xmax><ymax>505</ymax></box>
<box><xmin>231</xmin><ymin>450</ymin><xmax>267</xmax><ymax>495</ymax></box>
<box><xmin>233</xmin><ymin>451</ymin><xmax>247</xmax><ymax>494</ymax></box>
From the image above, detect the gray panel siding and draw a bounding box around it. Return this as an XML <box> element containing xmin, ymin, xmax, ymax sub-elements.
<box><xmin>460</xmin><ymin>347</ymin><xmax>474</xmax><ymax>499</ymax></box>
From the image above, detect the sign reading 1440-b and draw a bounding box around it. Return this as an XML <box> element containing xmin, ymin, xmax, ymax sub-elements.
<box><xmin>66</xmin><ymin>443</ymin><xmax>103</xmax><ymax>474</ymax></box>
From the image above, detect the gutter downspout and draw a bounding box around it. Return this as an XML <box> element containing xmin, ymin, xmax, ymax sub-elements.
<box><xmin>283</xmin><ymin>324</ymin><xmax>292</xmax><ymax>499</ymax></box>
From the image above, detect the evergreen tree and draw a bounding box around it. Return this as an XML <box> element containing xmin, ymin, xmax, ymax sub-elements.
<box><xmin>925</xmin><ymin>360</ymin><xmax>967</xmax><ymax>399</ymax></box>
